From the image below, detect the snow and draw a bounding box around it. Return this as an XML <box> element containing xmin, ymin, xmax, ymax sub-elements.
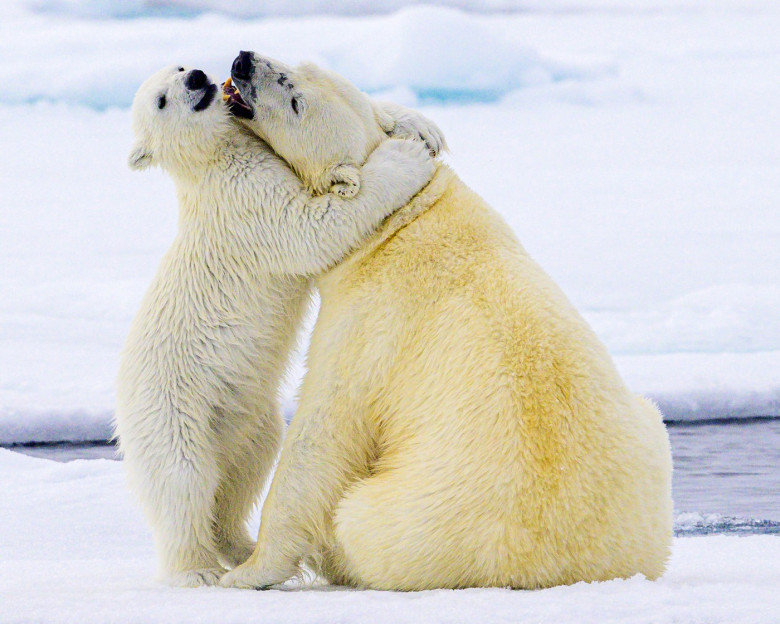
<box><xmin>0</xmin><ymin>448</ymin><xmax>778</xmax><ymax>624</ymax></box>
<box><xmin>1</xmin><ymin>2</ymin><xmax>780</xmax><ymax>443</ymax></box>
<box><xmin>0</xmin><ymin>7</ymin><xmax>596</xmax><ymax>108</ymax></box>
<box><xmin>15</xmin><ymin>0</ymin><xmax>780</xmax><ymax>19</ymax></box>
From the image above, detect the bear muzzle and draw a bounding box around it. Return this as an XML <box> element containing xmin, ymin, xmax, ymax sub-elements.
<box><xmin>185</xmin><ymin>69</ymin><xmax>209</xmax><ymax>91</ymax></box>
<box><xmin>231</xmin><ymin>51</ymin><xmax>254</xmax><ymax>82</ymax></box>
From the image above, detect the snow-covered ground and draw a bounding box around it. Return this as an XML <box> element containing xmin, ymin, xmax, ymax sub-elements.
<box><xmin>1</xmin><ymin>447</ymin><xmax>779</xmax><ymax>624</ymax></box>
<box><xmin>2</xmin><ymin>1</ymin><xmax>779</xmax><ymax>443</ymax></box>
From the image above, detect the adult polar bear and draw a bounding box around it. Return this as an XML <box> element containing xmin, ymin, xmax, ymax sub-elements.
<box><xmin>115</xmin><ymin>64</ymin><xmax>441</xmax><ymax>587</ymax></box>
<box><xmin>220</xmin><ymin>53</ymin><xmax>674</xmax><ymax>591</ymax></box>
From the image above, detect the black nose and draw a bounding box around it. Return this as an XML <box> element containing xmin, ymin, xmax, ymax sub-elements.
<box><xmin>232</xmin><ymin>51</ymin><xmax>254</xmax><ymax>81</ymax></box>
<box><xmin>185</xmin><ymin>69</ymin><xmax>208</xmax><ymax>90</ymax></box>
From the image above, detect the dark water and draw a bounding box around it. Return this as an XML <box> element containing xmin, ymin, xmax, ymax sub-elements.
<box><xmin>667</xmin><ymin>417</ymin><xmax>780</xmax><ymax>523</ymax></box>
<box><xmin>7</xmin><ymin>418</ymin><xmax>780</xmax><ymax>531</ymax></box>
<box><xmin>11</xmin><ymin>440</ymin><xmax>119</xmax><ymax>461</ymax></box>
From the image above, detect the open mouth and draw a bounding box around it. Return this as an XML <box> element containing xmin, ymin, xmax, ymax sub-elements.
<box><xmin>193</xmin><ymin>82</ymin><xmax>217</xmax><ymax>112</ymax></box>
<box><xmin>222</xmin><ymin>78</ymin><xmax>254</xmax><ymax>119</ymax></box>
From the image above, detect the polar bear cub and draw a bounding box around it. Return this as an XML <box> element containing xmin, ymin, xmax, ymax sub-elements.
<box><xmin>115</xmin><ymin>64</ymin><xmax>437</xmax><ymax>587</ymax></box>
<box><xmin>220</xmin><ymin>54</ymin><xmax>674</xmax><ymax>591</ymax></box>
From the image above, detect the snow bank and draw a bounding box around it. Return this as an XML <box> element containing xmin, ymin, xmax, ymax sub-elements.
<box><xmin>0</xmin><ymin>6</ymin><xmax>600</xmax><ymax>108</ymax></box>
<box><xmin>21</xmin><ymin>0</ymin><xmax>528</xmax><ymax>19</ymax></box>
<box><xmin>17</xmin><ymin>0</ymin><xmax>780</xmax><ymax>19</ymax></box>
<box><xmin>1</xmin><ymin>448</ymin><xmax>779</xmax><ymax>624</ymax></box>
<box><xmin>616</xmin><ymin>353</ymin><xmax>780</xmax><ymax>422</ymax></box>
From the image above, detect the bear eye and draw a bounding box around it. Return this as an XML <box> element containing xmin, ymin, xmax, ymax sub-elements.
<box><xmin>177</xmin><ymin>66</ymin><xmax>184</xmax><ymax>72</ymax></box>
<box><xmin>157</xmin><ymin>94</ymin><xmax>167</xmax><ymax>109</ymax></box>
<box><xmin>291</xmin><ymin>97</ymin><xmax>300</xmax><ymax>115</ymax></box>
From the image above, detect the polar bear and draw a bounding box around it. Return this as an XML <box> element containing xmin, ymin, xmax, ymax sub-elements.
<box><xmin>114</xmin><ymin>64</ymin><xmax>439</xmax><ymax>587</ymax></box>
<box><xmin>219</xmin><ymin>53</ymin><xmax>674</xmax><ymax>591</ymax></box>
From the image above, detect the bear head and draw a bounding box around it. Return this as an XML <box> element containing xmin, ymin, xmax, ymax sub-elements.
<box><xmin>226</xmin><ymin>52</ymin><xmax>392</xmax><ymax>197</ymax></box>
<box><xmin>129</xmin><ymin>65</ymin><xmax>231</xmax><ymax>174</ymax></box>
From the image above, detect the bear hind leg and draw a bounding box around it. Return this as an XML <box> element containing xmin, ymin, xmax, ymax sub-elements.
<box><xmin>141</xmin><ymin>454</ymin><xmax>226</xmax><ymax>586</ymax></box>
<box><xmin>211</xmin><ymin>408</ymin><xmax>284</xmax><ymax>569</ymax></box>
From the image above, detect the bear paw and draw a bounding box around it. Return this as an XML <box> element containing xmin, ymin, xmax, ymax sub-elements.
<box><xmin>166</xmin><ymin>567</ymin><xmax>226</xmax><ymax>588</ymax></box>
<box><xmin>387</xmin><ymin>110</ymin><xmax>446</xmax><ymax>156</ymax></box>
<box><xmin>219</xmin><ymin>562</ymin><xmax>288</xmax><ymax>590</ymax></box>
<box><xmin>327</xmin><ymin>163</ymin><xmax>361</xmax><ymax>198</ymax></box>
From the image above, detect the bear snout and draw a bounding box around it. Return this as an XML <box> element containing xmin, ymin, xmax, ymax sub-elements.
<box><xmin>185</xmin><ymin>69</ymin><xmax>209</xmax><ymax>91</ymax></box>
<box><xmin>232</xmin><ymin>51</ymin><xmax>254</xmax><ymax>82</ymax></box>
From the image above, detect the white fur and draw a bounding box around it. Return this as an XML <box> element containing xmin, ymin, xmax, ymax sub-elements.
<box><xmin>115</xmin><ymin>65</ymin><xmax>435</xmax><ymax>586</ymax></box>
<box><xmin>220</xmin><ymin>62</ymin><xmax>673</xmax><ymax>591</ymax></box>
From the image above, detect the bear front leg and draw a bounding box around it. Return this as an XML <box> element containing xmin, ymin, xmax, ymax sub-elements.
<box><xmin>219</xmin><ymin>390</ymin><xmax>371</xmax><ymax>589</ymax></box>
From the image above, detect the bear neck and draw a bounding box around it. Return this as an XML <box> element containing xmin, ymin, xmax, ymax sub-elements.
<box><xmin>319</xmin><ymin>163</ymin><xmax>455</xmax><ymax>278</ymax></box>
<box><xmin>163</xmin><ymin>146</ymin><xmax>225</xmax><ymax>182</ymax></box>
<box><xmin>161</xmin><ymin>117</ymin><xmax>240</xmax><ymax>181</ymax></box>
<box><xmin>169</xmin><ymin>131</ymin><xmax>267</xmax><ymax>226</ymax></box>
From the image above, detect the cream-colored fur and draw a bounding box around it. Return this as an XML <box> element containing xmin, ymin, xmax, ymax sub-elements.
<box><xmin>220</xmin><ymin>60</ymin><xmax>674</xmax><ymax>591</ymax></box>
<box><xmin>114</xmin><ymin>64</ymin><xmax>436</xmax><ymax>587</ymax></box>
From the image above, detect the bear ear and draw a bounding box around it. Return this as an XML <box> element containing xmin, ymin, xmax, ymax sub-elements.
<box><xmin>325</xmin><ymin>162</ymin><xmax>361</xmax><ymax>198</ymax></box>
<box><xmin>128</xmin><ymin>142</ymin><xmax>154</xmax><ymax>171</ymax></box>
<box><xmin>290</xmin><ymin>93</ymin><xmax>307</xmax><ymax>117</ymax></box>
